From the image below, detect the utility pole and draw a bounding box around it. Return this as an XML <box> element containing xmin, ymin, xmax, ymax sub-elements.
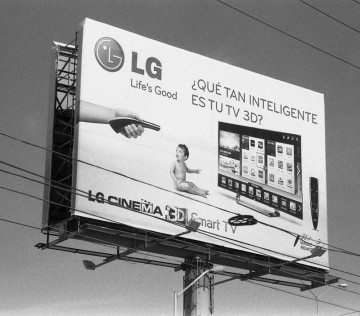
<box><xmin>182</xmin><ymin>257</ymin><xmax>214</xmax><ymax>316</ymax></box>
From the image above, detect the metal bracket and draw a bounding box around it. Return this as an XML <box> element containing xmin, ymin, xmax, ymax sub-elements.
<box><xmin>36</xmin><ymin>230</ymin><xmax>78</xmax><ymax>250</ymax></box>
<box><xmin>300</xmin><ymin>277</ymin><xmax>339</xmax><ymax>292</ymax></box>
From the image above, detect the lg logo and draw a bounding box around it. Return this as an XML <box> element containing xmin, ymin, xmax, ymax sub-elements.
<box><xmin>94</xmin><ymin>37</ymin><xmax>162</xmax><ymax>80</ymax></box>
<box><xmin>94</xmin><ymin>37</ymin><xmax>125</xmax><ymax>72</ymax></box>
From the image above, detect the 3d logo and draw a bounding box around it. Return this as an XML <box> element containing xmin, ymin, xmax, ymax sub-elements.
<box><xmin>94</xmin><ymin>37</ymin><xmax>125</xmax><ymax>72</ymax></box>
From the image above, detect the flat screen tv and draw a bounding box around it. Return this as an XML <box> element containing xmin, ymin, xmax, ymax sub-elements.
<box><xmin>218</xmin><ymin>122</ymin><xmax>303</xmax><ymax>219</ymax></box>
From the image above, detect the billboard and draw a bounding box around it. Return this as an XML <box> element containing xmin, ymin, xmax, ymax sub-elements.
<box><xmin>73</xmin><ymin>18</ymin><xmax>328</xmax><ymax>268</ymax></box>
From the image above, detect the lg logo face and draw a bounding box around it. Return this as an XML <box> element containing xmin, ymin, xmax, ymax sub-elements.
<box><xmin>94</xmin><ymin>37</ymin><xmax>125</xmax><ymax>72</ymax></box>
<box><xmin>94</xmin><ymin>37</ymin><xmax>162</xmax><ymax>80</ymax></box>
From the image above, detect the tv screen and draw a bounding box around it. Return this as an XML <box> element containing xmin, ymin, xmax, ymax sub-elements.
<box><xmin>218</xmin><ymin>122</ymin><xmax>303</xmax><ymax>219</ymax></box>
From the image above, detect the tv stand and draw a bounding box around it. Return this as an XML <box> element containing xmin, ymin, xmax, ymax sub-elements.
<box><xmin>236</xmin><ymin>192</ymin><xmax>280</xmax><ymax>218</ymax></box>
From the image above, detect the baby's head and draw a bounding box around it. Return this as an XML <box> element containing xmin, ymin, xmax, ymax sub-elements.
<box><xmin>176</xmin><ymin>144</ymin><xmax>189</xmax><ymax>161</ymax></box>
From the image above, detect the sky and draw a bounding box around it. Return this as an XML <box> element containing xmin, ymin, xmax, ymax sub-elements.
<box><xmin>0</xmin><ymin>0</ymin><xmax>360</xmax><ymax>315</ymax></box>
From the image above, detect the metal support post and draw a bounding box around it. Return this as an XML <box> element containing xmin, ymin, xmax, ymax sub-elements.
<box><xmin>182</xmin><ymin>257</ymin><xmax>213</xmax><ymax>316</ymax></box>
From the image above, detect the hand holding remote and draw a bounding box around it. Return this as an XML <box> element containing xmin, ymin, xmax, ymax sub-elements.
<box><xmin>109</xmin><ymin>117</ymin><xmax>160</xmax><ymax>137</ymax></box>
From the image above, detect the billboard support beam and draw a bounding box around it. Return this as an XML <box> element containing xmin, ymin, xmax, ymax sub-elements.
<box><xmin>241</xmin><ymin>245</ymin><xmax>326</xmax><ymax>281</ymax></box>
<box><xmin>38</xmin><ymin>231</ymin><xmax>78</xmax><ymax>250</ymax></box>
<box><xmin>214</xmin><ymin>246</ymin><xmax>328</xmax><ymax>286</ymax></box>
<box><xmin>36</xmin><ymin>242</ymin><xmax>312</xmax><ymax>290</ymax></box>
<box><xmin>82</xmin><ymin>220</ymin><xmax>200</xmax><ymax>270</ymax></box>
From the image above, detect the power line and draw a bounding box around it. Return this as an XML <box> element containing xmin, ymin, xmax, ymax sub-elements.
<box><xmin>0</xmin><ymin>159</ymin><xmax>87</xmax><ymax>195</ymax></box>
<box><xmin>1</xmin><ymin>189</ymin><xmax>359</xmax><ymax>306</ymax></box>
<box><xmin>339</xmin><ymin>309</ymin><xmax>360</xmax><ymax>316</ymax></box>
<box><xmin>0</xmin><ymin>213</ymin><xmax>117</xmax><ymax>249</ymax></box>
<box><xmin>0</xmin><ymin>184</ymin><xmax>198</xmax><ymax>269</ymax></box>
<box><xmin>2</xmin><ymin>131</ymin><xmax>360</xmax><ymax>261</ymax></box>
<box><xmin>0</xmin><ymin>182</ymin><xmax>228</xmax><ymax>272</ymax></box>
<box><xmin>1</xmin><ymin>187</ymin><xmax>354</xmax><ymax>313</ymax></box>
<box><xmin>0</xmin><ymin>181</ymin><xmax>287</xmax><ymax>266</ymax></box>
<box><xmin>3</xmin><ymin>175</ymin><xmax>360</xmax><ymax>303</ymax></box>
<box><xmin>0</xmin><ymin>131</ymin><xmax>234</xmax><ymax>217</ymax></box>
<box><xmin>214</xmin><ymin>0</ymin><xmax>360</xmax><ymax>71</ymax></box>
<box><xmin>2</xmin><ymin>179</ymin><xmax>360</xmax><ymax>294</ymax></box>
<box><xmin>0</xmin><ymin>159</ymin><xmax>299</xmax><ymax>246</ymax></box>
<box><xmin>2</xmin><ymin>160</ymin><xmax>360</xmax><ymax>282</ymax></box>
<box><xmin>1</xmin><ymin>131</ymin><xmax>360</xmax><ymax>285</ymax></box>
<box><xmin>2</xmin><ymin>132</ymin><xmax>360</xmax><ymax>279</ymax></box>
<box><xmin>352</xmin><ymin>0</ymin><xmax>360</xmax><ymax>5</ymax></box>
<box><xmin>198</xmin><ymin>221</ymin><xmax>360</xmax><ymax>288</ymax></box>
<box><xmin>0</xmin><ymin>133</ymin><xmax>314</xmax><ymax>255</ymax></box>
<box><xmin>0</xmin><ymin>217</ymin><xmax>39</xmax><ymax>231</ymax></box>
<box><xmin>0</xmin><ymin>212</ymin><xmax>185</xmax><ymax>267</ymax></box>
<box><xmin>0</xmin><ymin>164</ymin><xmax>352</xmax><ymax>275</ymax></box>
<box><xmin>330</xmin><ymin>248</ymin><xmax>360</xmax><ymax>257</ymax></box>
<box><xmin>246</xmin><ymin>280</ymin><xmax>360</xmax><ymax>313</ymax></box>
<box><xmin>298</xmin><ymin>0</ymin><xmax>360</xmax><ymax>34</ymax></box>
<box><xmin>2</xmin><ymin>181</ymin><xmax>325</xmax><ymax>288</ymax></box>
<box><xmin>0</xmin><ymin>214</ymin><xmax>358</xmax><ymax>315</ymax></box>
<box><xmin>0</xmin><ymin>166</ymin><xmax>87</xmax><ymax>200</ymax></box>
<box><xmin>2</xmin><ymin>135</ymin><xmax>360</xmax><ymax>282</ymax></box>
<box><xmin>198</xmin><ymin>228</ymin><xmax>360</xmax><ymax>294</ymax></box>
<box><xmin>0</xmin><ymin>183</ymin><xmax>182</xmax><ymax>239</ymax></box>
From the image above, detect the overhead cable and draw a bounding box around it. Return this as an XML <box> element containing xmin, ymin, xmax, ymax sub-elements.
<box><xmin>0</xmin><ymin>214</ymin><xmax>358</xmax><ymax>314</ymax></box>
<box><xmin>2</xmin><ymin>181</ymin><xmax>360</xmax><ymax>294</ymax></box>
<box><xmin>246</xmin><ymin>280</ymin><xmax>359</xmax><ymax>313</ymax></box>
<box><xmin>214</xmin><ymin>0</ymin><xmax>360</xmax><ymax>71</ymax></box>
<box><xmin>1</xmin><ymin>131</ymin><xmax>360</xmax><ymax>277</ymax></box>
<box><xmin>0</xmin><ymin>131</ymin><xmax>359</xmax><ymax>259</ymax></box>
<box><xmin>0</xmin><ymin>212</ymin><xmax>184</xmax><ymax>266</ymax></box>
<box><xmin>298</xmin><ymin>0</ymin><xmax>360</xmax><ymax>34</ymax></box>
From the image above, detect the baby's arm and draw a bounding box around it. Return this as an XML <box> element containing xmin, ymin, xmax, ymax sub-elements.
<box><xmin>186</xmin><ymin>164</ymin><xmax>201</xmax><ymax>174</ymax></box>
<box><xmin>170</xmin><ymin>162</ymin><xmax>179</xmax><ymax>187</ymax></box>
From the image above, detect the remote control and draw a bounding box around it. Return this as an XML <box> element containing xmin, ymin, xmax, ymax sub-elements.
<box><xmin>108</xmin><ymin>117</ymin><xmax>160</xmax><ymax>134</ymax></box>
<box><xmin>310</xmin><ymin>177</ymin><xmax>319</xmax><ymax>230</ymax></box>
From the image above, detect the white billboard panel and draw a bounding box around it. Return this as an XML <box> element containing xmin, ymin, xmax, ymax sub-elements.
<box><xmin>74</xmin><ymin>18</ymin><xmax>328</xmax><ymax>268</ymax></box>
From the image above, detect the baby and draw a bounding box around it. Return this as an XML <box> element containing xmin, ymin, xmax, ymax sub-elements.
<box><xmin>170</xmin><ymin>144</ymin><xmax>209</xmax><ymax>197</ymax></box>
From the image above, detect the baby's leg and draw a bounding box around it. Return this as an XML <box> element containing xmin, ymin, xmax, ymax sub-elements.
<box><xmin>189</xmin><ymin>182</ymin><xmax>209</xmax><ymax>196</ymax></box>
<box><xmin>183</xmin><ymin>182</ymin><xmax>208</xmax><ymax>197</ymax></box>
